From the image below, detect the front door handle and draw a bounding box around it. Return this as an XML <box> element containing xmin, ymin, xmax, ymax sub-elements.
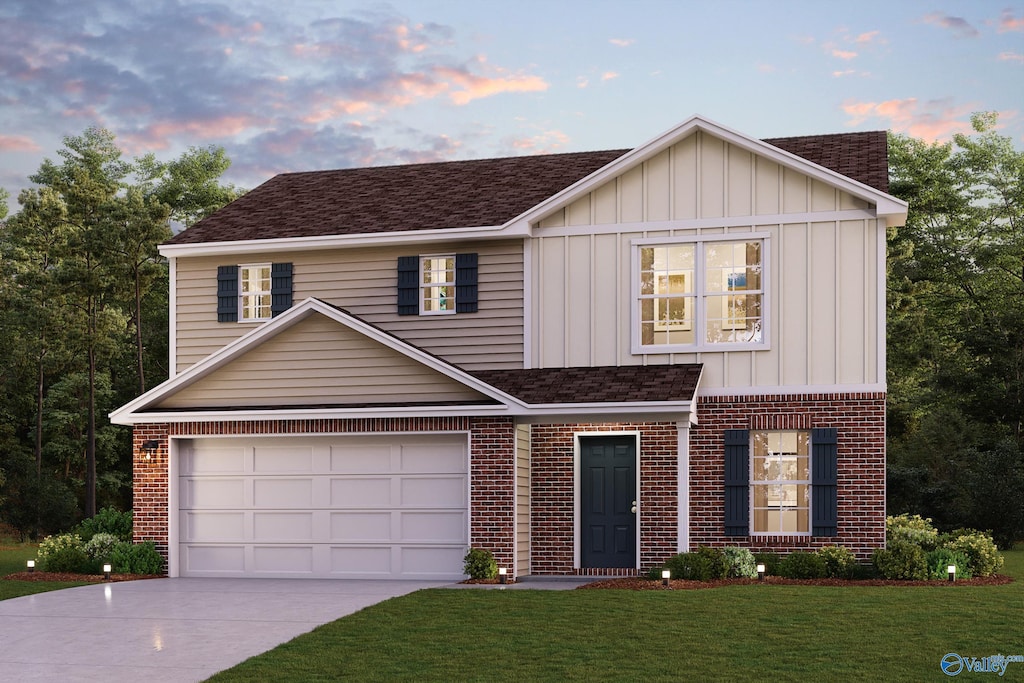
<box><xmin>630</xmin><ymin>500</ymin><xmax>637</xmax><ymax>514</ymax></box>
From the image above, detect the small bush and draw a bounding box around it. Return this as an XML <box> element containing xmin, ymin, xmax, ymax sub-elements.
<box><xmin>817</xmin><ymin>545</ymin><xmax>858</xmax><ymax>579</ymax></box>
<box><xmin>886</xmin><ymin>513</ymin><xmax>939</xmax><ymax>550</ymax></box>
<box><xmin>779</xmin><ymin>551</ymin><xmax>828</xmax><ymax>579</ymax></box>
<box><xmin>462</xmin><ymin>547</ymin><xmax>498</xmax><ymax>580</ymax></box>
<box><xmin>109</xmin><ymin>541</ymin><xmax>164</xmax><ymax>575</ymax></box>
<box><xmin>942</xmin><ymin>530</ymin><xmax>1003</xmax><ymax>577</ymax></box>
<box><xmin>84</xmin><ymin>532</ymin><xmax>120</xmax><ymax>562</ymax></box>
<box><xmin>872</xmin><ymin>541</ymin><xmax>928</xmax><ymax>580</ymax></box>
<box><xmin>36</xmin><ymin>533</ymin><xmax>99</xmax><ymax>573</ymax></box>
<box><xmin>75</xmin><ymin>507</ymin><xmax>132</xmax><ymax>542</ymax></box>
<box><xmin>722</xmin><ymin>547</ymin><xmax>758</xmax><ymax>578</ymax></box>
<box><xmin>752</xmin><ymin>552</ymin><xmax>782</xmax><ymax>576</ymax></box>
<box><xmin>663</xmin><ymin>547</ymin><xmax>728</xmax><ymax>581</ymax></box>
<box><xmin>925</xmin><ymin>547</ymin><xmax>972</xmax><ymax>580</ymax></box>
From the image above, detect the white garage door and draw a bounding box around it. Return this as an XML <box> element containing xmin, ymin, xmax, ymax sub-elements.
<box><xmin>177</xmin><ymin>434</ymin><xmax>469</xmax><ymax>579</ymax></box>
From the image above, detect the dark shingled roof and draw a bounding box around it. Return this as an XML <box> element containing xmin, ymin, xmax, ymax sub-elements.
<box><xmin>167</xmin><ymin>131</ymin><xmax>888</xmax><ymax>245</ymax></box>
<box><xmin>472</xmin><ymin>364</ymin><xmax>703</xmax><ymax>404</ymax></box>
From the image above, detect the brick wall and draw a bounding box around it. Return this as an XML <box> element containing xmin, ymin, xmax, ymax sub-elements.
<box><xmin>530</xmin><ymin>422</ymin><xmax>680</xmax><ymax>576</ymax></box>
<box><xmin>690</xmin><ymin>393</ymin><xmax>886</xmax><ymax>561</ymax></box>
<box><xmin>469</xmin><ymin>418</ymin><xmax>517</xmax><ymax>576</ymax></box>
<box><xmin>132</xmin><ymin>424</ymin><xmax>170</xmax><ymax>558</ymax></box>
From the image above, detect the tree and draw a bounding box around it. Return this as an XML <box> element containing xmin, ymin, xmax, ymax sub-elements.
<box><xmin>887</xmin><ymin>112</ymin><xmax>1024</xmax><ymax>546</ymax></box>
<box><xmin>136</xmin><ymin>146</ymin><xmax>243</xmax><ymax>228</ymax></box>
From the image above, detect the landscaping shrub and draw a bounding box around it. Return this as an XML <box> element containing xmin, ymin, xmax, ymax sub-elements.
<box><xmin>74</xmin><ymin>507</ymin><xmax>132</xmax><ymax>542</ymax></box>
<box><xmin>942</xmin><ymin>530</ymin><xmax>1003</xmax><ymax>577</ymax></box>
<box><xmin>109</xmin><ymin>541</ymin><xmax>164</xmax><ymax>575</ymax></box>
<box><xmin>872</xmin><ymin>541</ymin><xmax>928</xmax><ymax>580</ymax></box>
<box><xmin>36</xmin><ymin>533</ymin><xmax>99</xmax><ymax>573</ymax></box>
<box><xmin>663</xmin><ymin>547</ymin><xmax>728</xmax><ymax>581</ymax></box>
<box><xmin>778</xmin><ymin>551</ymin><xmax>827</xmax><ymax>579</ymax></box>
<box><xmin>462</xmin><ymin>547</ymin><xmax>497</xmax><ymax>579</ymax></box>
<box><xmin>925</xmin><ymin>547</ymin><xmax>972</xmax><ymax>580</ymax></box>
<box><xmin>722</xmin><ymin>547</ymin><xmax>758</xmax><ymax>578</ymax></box>
<box><xmin>886</xmin><ymin>513</ymin><xmax>939</xmax><ymax>550</ymax></box>
<box><xmin>816</xmin><ymin>545</ymin><xmax>857</xmax><ymax>579</ymax></box>
<box><xmin>84</xmin><ymin>532</ymin><xmax>119</xmax><ymax>562</ymax></box>
<box><xmin>752</xmin><ymin>552</ymin><xmax>782</xmax><ymax>576</ymax></box>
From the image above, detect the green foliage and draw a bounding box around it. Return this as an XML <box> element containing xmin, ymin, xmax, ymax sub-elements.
<box><xmin>721</xmin><ymin>546</ymin><xmax>758</xmax><ymax>578</ymax></box>
<box><xmin>752</xmin><ymin>552</ymin><xmax>782</xmax><ymax>576</ymax></box>
<box><xmin>816</xmin><ymin>545</ymin><xmax>858</xmax><ymax>579</ymax></box>
<box><xmin>872</xmin><ymin>541</ymin><xmax>928</xmax><ymax>580</ymax></box>
<box><xmin>778</xmin><ymin>551</ymin><xmax>828</xmax><ymax>579</ymax></box>
<box><xmin>663</xmin><ymin>547</ymin><xmax>728</xmax><ymax>581</ymax></box>
<box><xmin>83</xmin><ymin>532</ymin><xmax>119</xmax><ymax>562</ymax></box>
<box><xmin>36</xmin><ymin>533</ymin><xmax>99</xmax><ymax>573</ymax></box>
<box><xmin>925</xmin><ymin>548</ymin><xmax>972</xmax><ymax>580</ymax></box>
<box><xmin>462</xmin><ymin>548</ymin><xmax>497</xmax><ymax>580</ymax></box>
<box><xmin>943</xmin><ymin>530</ymin><xmax>1004</xmax><ymax>577</ymax></box>
<box><xmin>74</xmin><ymin>507</ymin><xmax>132</xmax><ymax>542</ymax></box>
<box><xmin>109</xmin><ymin>541</ymin><xmax>164</xmax><ymax>575</ymax></box>
<box><xmin>886</xmin><ymin>514</ymin><xmax>939</xmax><ymax>550</ymax></box>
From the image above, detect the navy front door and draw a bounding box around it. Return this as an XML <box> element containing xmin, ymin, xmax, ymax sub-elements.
<box><xmin>580</xmin><ymin>436</ymin><xmax>637</xmax><ymax>568</ymax></box>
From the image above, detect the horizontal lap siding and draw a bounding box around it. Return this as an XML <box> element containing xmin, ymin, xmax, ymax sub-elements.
<box><xmin>174</xmin><ymin>241</ymin><xmax>524</xmax><ymax>374</ymax></box>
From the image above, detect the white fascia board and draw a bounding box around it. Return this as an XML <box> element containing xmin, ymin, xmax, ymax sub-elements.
<box><xmin>158</xmin><ymin>223</ymin><xmax>529</xmax><ymax>258</ymax></box>
<box><xmin>696</xmin><ymin>383</ymin><xmax>887</xmax><ymax>398</ymax></box>
<box><xmin>507</xmin><ymin>114</ymin><xmax>908</xmax><ymax>231</ymax></box>
<box><xmin>109</xmin><ymin>297</ymin><xmax>529</xmax><ymax>424</ymax></box>
<box><xmin>112</xmin><ymin>404</ymin><xmax>514</xmax><ymax>426</ymax></box>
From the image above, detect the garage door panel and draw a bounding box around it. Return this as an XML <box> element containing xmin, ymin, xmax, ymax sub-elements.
<box><xmin>253</xmin><ymin>512</ymin><xmax>314</xmax><ymax>541</ymax></box>
<box><xmin>400</xmin><ymin>512</ymin><xmax>467</xmax><ymax>542</ymax></box>
<box><xmin>179</xmin><ymin>435</ymin><xmax>468</xmax><ymax>579</ymax></box>
<box><xmin>400</xmin><ymin>476</ymin><xmax>467</xmax><ymax>507</ymax></box>
<box><xmin>253</xmin><ymin>478</ymin><xmax>313</xmax><ymax>508</ymax></box>
<box><xmin>183</xmin><ymin>478</ymin><xmax>246</xmax><ymax>508</ymax></box>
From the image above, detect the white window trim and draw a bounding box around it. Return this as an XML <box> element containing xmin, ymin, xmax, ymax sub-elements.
<box><xmin>630</xmin><ymin>233</ymin><xmax>771</xmax><ymax>354</ymax></box>
<box><xmin>749</xmin><ymin>429</ymin><xmax>812</xmax><ymax>537</ymax></box>
<box><xmin>238</xmin><ymin>263</ymin><xmax>272</xmax><ymax>322</ymax></box>
<box><xmin>419</xmin><ymin>254</ymin><xmax>456</xmax><ymax>316</ymax></box>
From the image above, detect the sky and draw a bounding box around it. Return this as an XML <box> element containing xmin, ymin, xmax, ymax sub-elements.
<box><xmin>1</xmin><ymin>0</ymin><xmax>1022</xmax><ymax>206</ymax></box>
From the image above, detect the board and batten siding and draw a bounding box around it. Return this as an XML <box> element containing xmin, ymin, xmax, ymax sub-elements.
<box><xmin>159</xmin><ymin>313</ymin><xmax>490</xmax><ymax>409</ymax></box>
<box><xmin>515</xmin><ymin>423</ymin><xmax>531</xmax><ymax>575</ymax></box>
<box><xmin>173</xmin><ymin>241</ymin><xmax>524</xmax><ymax>374</ymax></box>
<box><xmin>530</xmin><ymin>131</ymin><xmax>883</xmax><ymax>390</ymax></box>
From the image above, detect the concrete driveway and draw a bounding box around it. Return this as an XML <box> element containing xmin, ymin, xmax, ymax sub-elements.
<box><xmin>0</xmin><ymin>577</ymin><xmax>448</xmax><ymax>682</ymax></box>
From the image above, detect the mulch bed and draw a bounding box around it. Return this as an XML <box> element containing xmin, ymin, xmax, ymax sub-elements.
<box><xmin>577</xmin><ymin>575</ymin><xmax>1014</xmax><ymax>590</ymax></box>
<box><xmin>3</xmin><ymin>571</ymin><xmax>165</xmax><ymax>583</ymax></box>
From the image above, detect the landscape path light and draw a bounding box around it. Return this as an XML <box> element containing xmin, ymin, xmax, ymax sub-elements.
<box><xmin>103</xmin><ymin>563</ymin><xmax>112</xmax><ymax>580</ymax></box>
<box><xmin>948</xmin><ymin>565</ymin><xmax>956</xmax><ymax>582</ymax></box>
<box><xmin>757</xmin><ymin>563</ymin><xmax>766</xmax><ymax>581</ymax></box>
<box><xmin>498</xmin><ymin>567</ymin><xmax>507</xmax><ymax>584</ymax></box>
<box><xmin>26</xmin><ymin>560</ymin><xmax>35</xmax><ymax>573</ymax></box>
<box><xmin>662</xmin><ymin>569</ymin><xmax>671</xmax><ymax>587</ymax></box>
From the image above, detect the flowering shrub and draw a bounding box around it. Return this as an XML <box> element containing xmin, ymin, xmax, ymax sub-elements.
<box><xmin>816</xmin><ymin>545</ymin><xmax>857</xmax><ymax>579</ymax></box>
<box><xmin>722</xmin><ymin>547</ymin><xmax>758</xmax><ymax>578</ymax></box>
<box><xmin>886</xmin><ymin>514</ymin><xmax>939</xmax><ymax>550</ymax></box>
<box><xmin>84</xmin><ymin>533</ymin><xmax>119</xmax><ymax>561</ymax></box>
<box><xmin>36</xmin><ymin>533</ymin><xmax>97</xmax><ymax>573</ymax></box>
<box><xmin>943</xmin><ymin>531</ymin><xmax>1003</xmax><ymax>577</ymax></box>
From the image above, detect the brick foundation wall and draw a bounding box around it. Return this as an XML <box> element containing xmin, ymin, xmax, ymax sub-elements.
<box><xmin>689</xmin><ymin>393</ymin><xmax>886</xmax><ymax>562</ymax></box>
<box><xmin>530</xmin><ymin>422</ymin><xmax>680</xmax><ymax>576</ymax></box>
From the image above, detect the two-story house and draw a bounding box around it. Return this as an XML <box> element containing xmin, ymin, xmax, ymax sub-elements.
<box><xmin>111</xmin><ymin>115</ymin><xmax>906</xmax><ymax>580</ymax></box>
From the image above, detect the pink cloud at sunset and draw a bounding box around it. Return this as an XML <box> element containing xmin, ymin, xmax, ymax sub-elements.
<box><xmin>832</xmin><ymin>49</ymin><xmax>858</xmax><ymax>60</ymax></box>
<box><xmin>921</xmin><ymin>12</ymin><xmax>980</xmax><ymax>39</ymax></box>
<box><xmin>842</xmin><ymin>98</ymin><xmax>978</xmax><ymax>140</ymax></box>
<box><xmin>0</xmin><ymin>134</ymin><xmax>41</xmax><ymax>152</ymax></box>
<box><xmin>998</xmin><ymin>9</ymin><xmax>1024</xmax><ymax>32</ymax></box>
<box><xmin>438</xmin><ymin>65</ymin><xmax>548</xmax><ymax>106</ymax></box>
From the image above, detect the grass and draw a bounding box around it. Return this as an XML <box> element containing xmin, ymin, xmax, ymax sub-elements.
<box><xmin>209</xmin><ymin>549</ymin><xmax>1024</xmax><ymax>682</ymax></box>
<box><xmin>0</xmin><ymin>540</ymin><xmax>91</xmax><ymax>600</ymax></box>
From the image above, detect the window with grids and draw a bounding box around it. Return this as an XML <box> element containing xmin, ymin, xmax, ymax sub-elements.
<box><xmin>240</xmin><ymin>264</ymin><xmax>272</xmax><ymax>321</ymax></box>
<box><xmin>751</xmin><ymin>430</ymin><xmax>810</xmax><ymax>535</ymax></box>
<box><xmin>421</xmin><ymin>255</ymin><xmax>456</xmax><ymax>314</ymax></box>
<box><xmin>637</xmin><ymin>239</ymin><xmax>763</xmax><ymax>349</ymax></box>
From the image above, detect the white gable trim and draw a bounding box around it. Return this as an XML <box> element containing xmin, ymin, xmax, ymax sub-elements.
<box><xmin>110</xmin><ymin>297</ymin><xmax>529</xmax><ymax>425</ymax></box>
<box><xmin>505</xmin><ymin>114</ymin><xmax>908</xmax><ymax>232</ymax></box>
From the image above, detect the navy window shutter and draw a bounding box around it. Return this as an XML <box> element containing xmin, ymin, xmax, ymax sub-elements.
<box><xmin>723</xmin><ymin>429</ymin><xmax>750</xmax><ymax>537</ymax></box>
<box><xmin>397</xmin><ymin>256</ymin><xmax>419</xmax><ymax>315</ymax></box>
<box><xmin>270</xmin><ymin>262</ymin><xmax>293</xmax><ymax>317</ymax></box>
<box><xmin>811</xmin><ymin>427</ymin><xmax>839</xmax><ymax>536</ymax></box>
<box><xmin>217</xmin><ymin>265</ymin><xmax>238</xmax><ymax>322</ymax></box>
<box><xmin>455</xmin><ymin>253</ymin><xmax>478</xmax><ymax>313</ymax></box>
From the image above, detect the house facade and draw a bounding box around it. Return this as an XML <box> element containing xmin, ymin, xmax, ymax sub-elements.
<box><xmin>112</xmin><ymin>116</ymin><xmax>906</xmax><ymax>580</ymax></box>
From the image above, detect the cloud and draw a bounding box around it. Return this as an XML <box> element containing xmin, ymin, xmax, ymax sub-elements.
<box><xmin>832</xmin><ymin>49</ymin><xmax>858</xmax><ymax>60</ymax></box>
<box><xmin>832</xmin><ymin>69</ymin><xmax>856</xmax><ymax>78</ymax></box>
<box><xmin>434</xmin><ymin>62</ymin><xmax>548</xmax><ymax>105</ymax></box>
<box><xmin>609</xmin><ymin>38</ymin><xmax>634</xmax><ymax>47</ymax></box>
<box><xmin>841</xmin><ymin>97</ymin><xmax>977</xmax><ymax>140</ymax></box>
<box><xmin>921</xmin><ymin>12</ymin><xmax>980</xmax><ymax>38</ymax></box>
<box><xmin>998</xmin><ymin>9</ymin><xmax>1024</xmax><ymax>32</ymax></box>
<box><xmin>500</xmin><ymin>129</ymin><xmax>570</xmax><ymax>155</ymax></box>
<box><xmin>854</xmin><ymin>30</ymin><xmax>881</xmax><ymax>44</ymax></box>
<box><xmin>756</xmin><ymin>63</ymin><xmax>777</xmax><ymax>74</ymax></box>
<box><xmin>601</xmin><ymin>71</ymin><xmax>619</xmax><ymax>81</ymax></box>
<box><xmin>0</xmin><ymin>134</ymin><xmax>41</xmax><ymax>152</ymax></box>
<box><xmin>576</xmin><ymin>76</ymin><xmax>589</xmax><ymax>88</ymax></box>
<box><xmin>998</xmin><ymin>51</ymin><xmax>1024</xmax><ymax>64</ymax></box>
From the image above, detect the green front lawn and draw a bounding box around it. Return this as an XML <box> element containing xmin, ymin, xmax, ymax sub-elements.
<box><xmin>0</xmin><ymin>542</ymin><xmax>90</xmax><ymax>600</ymax></box>
<box><xmin>209</xmin><ymin>549</ymin><xmax>1024</xmax><ymax>682</ymax></box>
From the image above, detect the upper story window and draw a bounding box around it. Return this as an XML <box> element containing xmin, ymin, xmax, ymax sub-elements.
<box><xmin>240</xmin><ymin>264</ymin><xmax>272</xmax><ymax>321</ymax></box>
<box><xmin>420</xmin><ymin>255</ymin><xmax>456</xmax><ymax>314</ymax></box>
<box><xmin>635</xmin><ymin>237</ymin><xmax>765</xmax><ymax>351</ymax></box>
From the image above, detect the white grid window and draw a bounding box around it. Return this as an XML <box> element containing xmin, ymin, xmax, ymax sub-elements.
<box><xmin>240</xmin><ymin>264</ymin><xmax>271</xmax><ymax>321</ymax></box>
<box><xmin>421</xmin><ymin>256</ymin><xmax>456</xmax><ymax>314</ymax></box>
<box><xmin>751</xmin><ymin>430</ymin><xmax>810</xmax><ymax>535</ymax></box>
